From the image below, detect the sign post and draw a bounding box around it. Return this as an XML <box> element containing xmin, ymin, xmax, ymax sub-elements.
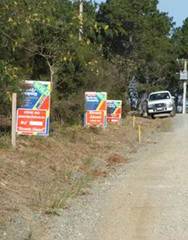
<box><xmin>11</xmin><ymin>93</ymin><xmax>17</xmax><ymax>148</ymax></box>
<box><xmin>183</xmin><ymin>81</ymin><xmax>187</xmax><ymax>114</ymax></box>
<box><xmin>180</xmin><ymin>60</ymin><xmax>188</xmax><ymax>114</ymax></box>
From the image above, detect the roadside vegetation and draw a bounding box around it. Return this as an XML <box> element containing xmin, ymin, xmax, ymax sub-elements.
<box><xmin>0</xmin><ymin>0</ymin><xmax>188</xmax><ymax>122</ymax></box>
<box><xmin>0</xmin><ymin>116</ymin><xmax>169</xmax><ymax>238</ymax></box>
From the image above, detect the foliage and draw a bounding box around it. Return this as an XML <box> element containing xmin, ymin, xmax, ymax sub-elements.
<box><xmin>172</xmin><ymin>18</ymin><xmax>188</xmax><ymax>59</ymax></box>
<box><xmin>0</xmin><ymin>0</ymin><xmax>185</xmax><ymax>121</ymax></box>
<box><xmin>97</xmin><ymin>0</ymin><xmax>177</xmax><ymax>93</ymax></box>
<box><xmin>0</xmin><ymin>61</ymin><xmax>21</xmax><ymax>114</ymax></box>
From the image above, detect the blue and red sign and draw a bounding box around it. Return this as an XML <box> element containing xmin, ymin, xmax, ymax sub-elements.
<box><xmin>107</xmin><ymin>100</ymin><xmax>122</xmax><ymax>124</ymax></box>
<box><xmin>17</xmin><ymin>81</ymin><xmax>51</xmax><ymax>136</ymax></box>
<box><xmin>84</xmin><ymin>92</ymin><xmax>107</xmax><ymax>127</ymax></box>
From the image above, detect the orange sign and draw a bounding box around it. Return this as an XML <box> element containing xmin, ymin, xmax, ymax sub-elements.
<box><xmin>17</xmin><ymin>109</ymin><xmax>47</xmax><ymax>135</ymax></box>
<box><xmin>85</xmin><ymin>111</ymin><xmax>105</xmax><ymax>127</ymax></box>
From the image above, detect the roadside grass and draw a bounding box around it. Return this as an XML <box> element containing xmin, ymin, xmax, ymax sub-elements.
<box><xmin>0</xmin><ymin>116</ymin><xmax>170</xmax><ymax>225</ymax></box>
<box><xmin>44</xmin><ymin>175</ymin><xmax>92</xmax><ymax>215</ymax></box>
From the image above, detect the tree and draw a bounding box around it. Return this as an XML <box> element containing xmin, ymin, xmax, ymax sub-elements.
<box><xmin>0</xmin><ymin>61</ymin><xmax>21</xmax><ymax>115</ymax></box>
<box><xmin>97</xmin><ymin>0</ymin><xmax>176</xmax><ymax>96</ymax></box>
<box><xmin>172</xmin><ymin>18</ymin><xmax>188</xmax><ymax>59</ymax></box>
<box><xmin>0</xmin><ymin>0</ymin><xmax>180</xmax><ymax>121</ymax></box>
<box><xmin>0</xmin><ymin>0</ymin><xmax>105</xmax><ymax>121</ymax></box>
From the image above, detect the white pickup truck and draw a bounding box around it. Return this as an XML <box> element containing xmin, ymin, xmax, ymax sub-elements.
<box><xmin>147</xmin><ymin>91</ymin><xmax>176</xmax><ymax>118</ymax></box>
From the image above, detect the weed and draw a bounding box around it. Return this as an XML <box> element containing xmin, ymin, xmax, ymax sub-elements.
<box><xmin>30</xmin><ymin>171</ymin><xmax>92</xmax><ymax>216</ymax></box>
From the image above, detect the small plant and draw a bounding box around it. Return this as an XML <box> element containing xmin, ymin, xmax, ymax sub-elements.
<box><xmin>32</xmin><ymin>173</ymin><xmax>92</xmax><ymax>216</ymax></box>
<box><xmin>47</xmin><ymin>190</ymin><xmax>72</xmax><ymax>214</ymax></box>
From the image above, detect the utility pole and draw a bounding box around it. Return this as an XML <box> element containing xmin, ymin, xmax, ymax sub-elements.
<box><xmin>79</xmin><ymin>0</ymin><xmax>83</xmax><ymax>41</ymax></box>
<box><xmin>182</xmin><ymin>60</ymin><xmax>187</xmax><ymax>114</ymax></box>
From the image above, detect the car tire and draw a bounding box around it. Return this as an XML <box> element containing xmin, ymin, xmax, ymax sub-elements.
<box><xmin>170</xmin><ymin>105</ymin><xmax>176</xmax><ymax>117</ymax></box>
<box><xmin>170</xmin><ymin>109</ymin><xmax>176</xmax><ymax>117</ymax></box>
<box><xmin>151</xmin><ymin>114</ymin><xmax>155</xmax><ymax>119</ymax></box>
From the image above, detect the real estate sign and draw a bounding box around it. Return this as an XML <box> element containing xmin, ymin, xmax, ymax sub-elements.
<box><xmin>17</xmin><ymin>80</ymin><xmax>51</xmax><ymax>136</ymax></box>
<box><xmin>84</xmin><ymin>92</ymin><xmax>107</xmax><ymax>127</ymax></box>
<box><xmin>107</xmin><ymin>100</ymin><xmax>122</xmax><ymax>123</ymax></box>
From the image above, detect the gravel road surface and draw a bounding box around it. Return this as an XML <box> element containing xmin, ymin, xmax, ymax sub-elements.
<box><xmin>40</xmin><ymin>115</ymin><xmax>188</xmax><ymax>240</ymax></box>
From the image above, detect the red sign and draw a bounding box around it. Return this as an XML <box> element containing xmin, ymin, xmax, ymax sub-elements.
<box><xmin>85</xmin><ymin>111</ymin><xmax>105</xmax><ymax>127</ymax></box>
<box><xmin>107</xmin><ymin>117</ymin><xmax>120</xmax><ymax>123</ymax></box>
<box><xmin>17</xmin><ymin>109</ymin><xmax>47</xmax><ymax>135</ymax></box>
<box><xmin>107</xmin><ymin>108</ymin><xmax>122</xmax><ymax>123</ymax></box>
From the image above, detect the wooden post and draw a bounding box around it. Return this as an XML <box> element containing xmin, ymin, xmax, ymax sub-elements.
<box><xmin>138</xmin><ymin>125</ymin><xmax>141</xmax><ymax>144</ymax></box>
<box><xmin>11</xmin><ymin>93</ymin><xmax>17</xmax><ymax>148</ymax></box>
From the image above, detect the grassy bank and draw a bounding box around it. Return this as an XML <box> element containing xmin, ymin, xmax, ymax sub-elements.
<box><xmin>0</xmin><ymin>116</ymin><xmax>169</xmax><ymax>233</ymax></box>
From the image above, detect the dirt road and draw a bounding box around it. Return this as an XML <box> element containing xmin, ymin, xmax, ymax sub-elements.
<box><xmin>40</xmin><ymin>115</ymin><xmax>188</xmax><ymax>240</ymax></box>
<box><xmin>93</xmin><ymin>115</ymin><xmax>188</xmax><ymax>240</ymax></box>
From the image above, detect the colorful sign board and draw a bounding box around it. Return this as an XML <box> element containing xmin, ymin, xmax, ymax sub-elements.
<box><xmin>107</xmin><ymin>100</ymin><xmax>122</xmax><ymax>123</ymax></box>
<box><xmin>17</xmin><ymin>81</ymin><xmax>51</xmax><ymax>136</ymax></box>
<box><xmin>85</xmin><ymin>92</ymin><xmax>107</xmax><ymax>111</ymax></box>
<box><xmin>84</xmin><ymin>92</ymin><xmax>107</xmax><ymax>127</ymax></box>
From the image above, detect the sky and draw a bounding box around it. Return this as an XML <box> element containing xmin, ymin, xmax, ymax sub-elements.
<box><xmin>95</xmin><ymin>0</ymin><xmax>188</xmax><ymax>27</ymax></box>
<box><xmin>158</xmin><ymin>0</ymin><xmax>188</xmax><ymax>27</ymax></box>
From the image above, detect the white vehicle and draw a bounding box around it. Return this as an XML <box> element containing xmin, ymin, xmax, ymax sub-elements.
<box><xmin>147</xmin><ymin>91</ymin><xmax>176</xmax><ymax>118</ymax></box>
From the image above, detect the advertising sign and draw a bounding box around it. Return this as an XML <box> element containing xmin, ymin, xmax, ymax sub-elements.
<box><xmin>85</xmin><ymin>111</ymin><xmax>105</xmax><ymax>127</ymax></box>
<box><xmin>17</xmin><ymin>81</ymin><xmax>51</xmax><ymax>136</ymax></box>
<box><xmin>84</xmin><ymin>92</ymin><xmax>107</xmax><ymax>127</ymax></box>
<box><xmin>107</xmin><ymin>100</ymin><xmax>122</xmax><ymax>123</ymax></box>
<box><xmin>85</xmin><ymin>92</ymin><xmax>107</xmax><ymax>111</ymax></box>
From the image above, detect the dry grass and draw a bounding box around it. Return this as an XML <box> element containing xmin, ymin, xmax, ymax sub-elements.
<box><xmin>0</xmin><ymin>116</ymin><xmax>169</xmax><ymax>226</ymax></box>
<box><xmin>106</xmin><ymin>153</ymin><xmax>128</xmax><ymax>166</ymax></box>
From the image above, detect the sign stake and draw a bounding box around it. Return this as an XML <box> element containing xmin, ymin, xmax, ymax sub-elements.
<box><xmin>133</xmin><ymin>115</ymin><xmax>136</xmax><ymax>128</ymax></box>
<box><xmin>138</xmin><ymin>125</ymin><xmax>142</xmax><ymax>144</ymax></box>
<box><xmin>11</xmin><ymin>93</ymin><xmax>17</xmax><ymax>148</ymax></box>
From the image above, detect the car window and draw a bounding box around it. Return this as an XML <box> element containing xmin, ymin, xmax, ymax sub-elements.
<box><xmin>149</xmin><ymin>93</ymin><xmax>170</xmax><ymax>101</ymax></box>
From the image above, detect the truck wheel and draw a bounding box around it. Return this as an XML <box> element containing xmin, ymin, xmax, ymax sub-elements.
<box><xmin>151</xmin><ymin>114</ymin><xmax>155</xmax><ymax>119</ymax></box>
<box><xmin>170</xmin><ymin>105</ymin><xmax>176</xmax><ymax>117</ymax></box>
<box><xmin>170</xmin><ymin>109</ymin><xmax>176</xmax><ymax>117</ymax></box>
